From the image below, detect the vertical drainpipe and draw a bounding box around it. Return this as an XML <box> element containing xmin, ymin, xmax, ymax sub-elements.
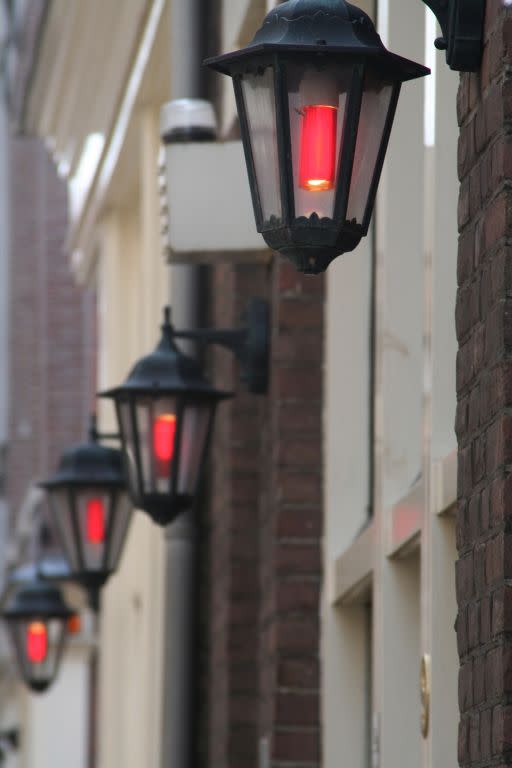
<box><xmin>167</xmin><ymin>0</ymin><xmax>201</xmax><ymax>331</ymax></box>
<box><xmin>160</xmin><ymin>1</ymin><xmax>203</xmax><ymax>767</ymax></box>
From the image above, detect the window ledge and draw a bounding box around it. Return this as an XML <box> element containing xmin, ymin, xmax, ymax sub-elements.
<box><xmin>432</xmin><ymin>449</ymin><xmax>457</xmax><ymax>517</ymax></box>
<box><xmin>331</xmin><ymin>521</ymin><xmax>374</xmax><ymax>606</ymax></box>
<box><xmin>386</xmin><ymin>478</ymin><xmax>423</xmax><ymax>559</ymax></box>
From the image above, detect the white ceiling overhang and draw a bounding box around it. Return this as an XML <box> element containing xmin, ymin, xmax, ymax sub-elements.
<box><xmin>25</xmin><ymin>0</ymin><xmax>170</xmax><ymax>283</ymax></box>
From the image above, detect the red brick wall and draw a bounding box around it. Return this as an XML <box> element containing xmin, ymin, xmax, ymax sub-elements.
<box><xmin>455</xmin><ymin>3</ymin><xmax>512</xmax><ymax>765</ymax></box>
<box><xmin>208</xmin><ymin>258</ymin><xmax>323</xmax><ymax>768</ymax></box>
<box><xmin>209</xmin><ymin>262</ymin><xmax>268</xmax><ymax>768</ymax></box>
<box><xmin>7</xmin><ymin>136</ymin><xmax>95</xmax><ymax>535</ymax></box>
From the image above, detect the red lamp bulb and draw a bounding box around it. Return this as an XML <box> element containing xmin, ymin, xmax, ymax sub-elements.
<box><xmin>153</xmin><ymin>414</ymin><xmax>176</xmax><ymax>464</ymax></box>
<box><xmin>86</xmin><ymin>498</ymin><xmax>106</xmax><ymax>544</ymax></box>
<box><xmin>27</xmin><ymin>621</ymin><xmax>48</xmax><ymax>664</ymax></box>
<box><xmin>299</xmin><ymin>105</ymin><xmax>338</xmax><ymax>192</ymax></box>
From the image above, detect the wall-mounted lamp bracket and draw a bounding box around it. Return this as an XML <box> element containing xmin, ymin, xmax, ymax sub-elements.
<box><xmin>88</xmin><ymin>413</ymin><xmax>121</xmax><ymax>443</ymax></box>
<box><xmin>422</xmin><ymin>0</ymin><xmax>485</xmax><ymax>71</ymax></box>
<box><xmin>173</xmin><ymin>298</ymin><xmax>269</xmax><ymax>395</ymax></box>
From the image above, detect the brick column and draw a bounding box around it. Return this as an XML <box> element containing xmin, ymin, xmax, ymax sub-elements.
<box><xmin>207</xmin><ymin>258</ymin><xmax>323</xmax><ymax>768</ymax></box>
<box><xmin>209</xmin><ymin>262</ymin><xmax>268</xmax><ymax>768</ymax></box>
<box><xmin>455</xmin><ymin>4</ymin><xmax>512</xmax><ymax>765</ymax></box>
<box><xmin>261</xmin><ymin>260</ymin><xmax>323</xmax><ymax>768</ymax></box>
<box><xmin>8</xmin><ymin>137</ymin><xmax>94</xmax><ymax>521</ymax></box>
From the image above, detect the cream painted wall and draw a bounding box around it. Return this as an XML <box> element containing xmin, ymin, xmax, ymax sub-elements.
<box><xmin>96</xmin><ymin>107</ymin><xmax>168</xmax><ymax>768</ymax></box>
<box><xmin>431</xmin><ymin>58</ymin><xmax>459</xmax><ymax>462</ymax></box>
<box><xmin>14</xmin><ymin>4</ymin><xmax>179</xmax><ymax>768</ymax></box>
<box><xmin>323</xmin><ymin>2</ymin><xmax>459</xmax><ymax>767</ymax></box>
<box><xmin>323</xmin><ymin>233</ymin><xmax>373</xmax><ymax>768</ymax></box>
<box><xmin>324</xmin><ymin>241</ymin><xmax>372</xmax><ymax>559</ymax></box>
<box><xmin>0</xmin><ymin>50</ymin><xmax>9</xmax><ymax>452</ymax></box>
<box><xmin>0</xmin><ymin>677</ymin><xmax>20</xmax><ymax>768</ymax></box>
<box><xmin>322</xmin><ymin>0</ymin><xmax>374</xmax><ymax>762</ymax></box>
<box><xmin>0</xmin><ymin>16</ymin><xmax>9</xmax><ymax>602</ymax></box>
<box><xmin>22</xmin><ymin>648</ymin><xmax>90</xmax><ymax>768</ymax></box>
<box><xmin>377</xmin><ymin>2</ymin><xmax>425</xmax><ymax>511</ymax></box>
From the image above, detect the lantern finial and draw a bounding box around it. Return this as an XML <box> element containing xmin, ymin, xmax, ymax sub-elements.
<box><xmin>161</xmin><ymin>305</ymin><xmax>176</xmax><ymax>347</ymax></box>
<box><xmin>88</xmin><ymin>413</ymin><xmax>99</xmax><ymax>443</ymax></box>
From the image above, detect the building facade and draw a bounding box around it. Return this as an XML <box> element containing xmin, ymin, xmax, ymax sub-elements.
<box><xmin>0</xmin><ymin>6</ymin><xmax>97</xmax><ymax>765</ymax></box>
<box><xmin>1</xmin><ymin>1</ymin><xmax>506</xmax><ymax>768</ymax></box>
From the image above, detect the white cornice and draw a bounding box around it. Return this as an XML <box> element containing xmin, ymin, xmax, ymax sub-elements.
<box><xmin>25</xmin><ymin>0</ymin><xmax>169</xmax><ymax>285</ymax></box>
<box><xmin>27</xmin><ymin>0</ymin><xmax>152</xmax><ymax>171</ymax></box>
<box><xmin>67</xmin><ymin>0</ymin><xmax>168</xmax><ymax>285</ymax></box>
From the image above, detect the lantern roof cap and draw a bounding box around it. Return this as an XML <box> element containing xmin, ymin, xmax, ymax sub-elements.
<box><xmin>2</xmin><ymin>581</ymin><xmax>73</xmax><ymax>620</ymax></box>
<box><xmin>40</xmin><ymin>429</ymin><xmax>126</xmax><ymax>490</ymax></box>
<box><xmin>99</xmin><ymin>307</ymin><xmax>232</xmax><ymax>402</ymax></box>
<box><xmin>37</xmin><ymin>555</ymin><xmax>73</xmax><ymax>582</ymax></box>
<box><xmin>8</xmin><ymin>557</ymin><xmax>72</xmax><ymax>587</ymax></box>
<box><xmin>205</xmin><ymin>0</ymin><xmax>429</xmax><ymax>82</ymax></box>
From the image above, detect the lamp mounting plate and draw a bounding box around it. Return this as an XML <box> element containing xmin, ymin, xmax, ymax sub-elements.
<box><xmin>173</xmin><ymin>298</ymin><xmax>269</xmax><ymax>395</ymax></box>
<box><xmin>422</xmin><ymin>0</ymin><xmax>485</xmax><ymax>72</ymax></box>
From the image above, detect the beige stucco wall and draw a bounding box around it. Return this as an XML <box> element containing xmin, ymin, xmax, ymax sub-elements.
<box><xmin>17</xmin><ymin>1</ymin><xmax>171</xmax><ymax>765</ymax></box>
<box><xmin>21</xmin><ymin>648</ymin><xmax>90</xmax><ymax>768</ymax></box>
<box><xmin>95</xmin><ymin>108</ymin><xmax>168</xmax><ymax>768</ymax></box>
<box><xmin>322</xmin><ymin>2</ymin><xmax>460</xmax><ymax>767</ymax></box>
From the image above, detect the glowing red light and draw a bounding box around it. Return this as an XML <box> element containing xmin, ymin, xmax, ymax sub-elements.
<box><xmin>299</xmin><ymin>105</ymin><xmax>338</xmax><ymax>192</ymax></box>
<box><xmin>86</xmin><ymin>498</ymin><xmax>106</xmax><ymax>544</ymax></box>
<box><xmin>153</xmin><ymin>414</ymin><xmax>176</xmax><ymax>464</ymax></box>
<box><xmin>27</xmin><ymin>622</ymin><xmax>48</xmax><ymax>664</ymax></box>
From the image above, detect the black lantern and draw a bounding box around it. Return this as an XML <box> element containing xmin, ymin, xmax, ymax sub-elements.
<box><xmin>206</xmin><ymin>0</ymin><xmax>429</xmax><ymax>273</ymax></box>
<box><xmin>2</xmin><ymin>581</ymin><xmax>73</xmax><ymax>693</ymax></box>
<box><xmin>99</xmin><ymin>308</ymin><xmax>232</xmax><ymax>526</ymax></box>
<box><xmin>40</xmin><ymin>420</ymin><xmax>132</xmax><ymax>607</ymax></box>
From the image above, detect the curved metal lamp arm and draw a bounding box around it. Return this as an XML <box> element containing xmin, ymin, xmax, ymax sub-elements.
<box><xmin>88</xmin><ymin>413</ymin><xmax>121</xmax><ymax>443</ymax></box>
<box><xmin>421</xmin><ymin>0</ymin><xmax>485</xmax><ymax>72</ymax></box>
<box><xmin>173</xmin><ymin>298</ymin><xmax>269</xmax><ymax>395</ymax></box>
<box><xmin>174</xmin><ymin>327</ymin><xmax>246</xmax><ymax>355</ymax></box>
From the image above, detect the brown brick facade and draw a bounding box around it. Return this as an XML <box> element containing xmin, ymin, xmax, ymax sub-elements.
<box><xmin>7</xmin><ymin>135</ymin><xmax>95</xmax><ymax>536</ymax></box>
<box><xmin>455</xmin><ymin>3</ymin><xmax>512</xmax><ymax>765</ymax></box>
<box><xmin>208</xmin><ymin>259</ymin><xmax>324</xmax><ymax>768</ymax></box>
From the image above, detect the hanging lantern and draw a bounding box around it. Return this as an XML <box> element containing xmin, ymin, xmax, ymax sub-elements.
<box><xmin>99</xmin><ymin>308</ymin><xmax>232</xmax><ymax>526</ymax></box>
<box><xmin>1</xmin><ymin>581</ymin><xmax>73</xmax><ymax>693</ymax></box>
<box><xmin>40</xmin><ymin>423</ymin><xmax>132</xmax><ymax>605</ymax></box>
<box><xmin>205</xmin><ymin>0</ymin><xmax>429</xmax><ymax>273</ymax></box>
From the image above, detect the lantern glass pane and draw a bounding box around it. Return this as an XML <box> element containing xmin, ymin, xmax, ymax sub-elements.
<box><xmin>241</xmin><ymin>67</ymin><xmax>282</xmax><ymax>225</ymax></box>
<box><xmin>178</xmin><ymin>404</ymin><xmax>211</xmax><ymax>495</ymax></box>
<box><xmin>136</xmin><ymin>397</ymin><xmax>177</xmax><ymax>494</ymax></box>
<box><xmin>8</xmin><ymin>618</ymin><xmax>66</xmax><ymax>690</ymax></box>
<box><xmin>288</xmin><ymin>63</ymin><xmax>352</xmax><ymax>220</ymax></box>
<box><xmin>118</xmin><ymin>400</ymin><xmax>139</xmax><ymax>498</ymax></box>
<box><xmin>48</xmin><ymin>490</ymin><xmax>80</xmax><ymax>571</ymax></box>
<box><xmin>346</xmin><ymin>71</ymin><xmax>395</xmax><ymax>226</ymax></box>
<box><xmin>76</xmin><ymin>489</ymin><xmax>111</xmax><ymax>571</ymax></box>
<box><xmin>106</xmin><ymin>492</ymin><xmax>132</xmax><ymax>571</ymax></box>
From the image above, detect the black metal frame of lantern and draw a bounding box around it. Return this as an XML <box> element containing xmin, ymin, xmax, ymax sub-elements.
<box><xmin>39</xmin><ymin>416</ymin><xmax>132</xmax><ymax>612</ymax></box>
<box><xmin>1</xmin><ymin>580</ymin><xmax>73</xmax><ymax>693</ymax></box>
<box><xmin>0</xmin><ymin>728</ymin><xmax>20</xmax><ymax>763</ymax></box>
<box><xmin>423</xmin><ymin>0</ymin><xmax>485</xmax><ymax>71</ymax></box>
<box><xmin>99</xmin><ymin>298</ymin><xmax>269</xmax><ymax>527</ymax></box>
<box><xmin>205</xmin><ymin>0</ymin><xmax>485</xmax><ymax>274</ymax></box>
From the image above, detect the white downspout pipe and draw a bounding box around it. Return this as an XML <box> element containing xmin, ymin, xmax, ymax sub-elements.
<box><xmin>168</xmin><ymin>0</ymin><xmax>201</xmax><ymax>332</ymax></box>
